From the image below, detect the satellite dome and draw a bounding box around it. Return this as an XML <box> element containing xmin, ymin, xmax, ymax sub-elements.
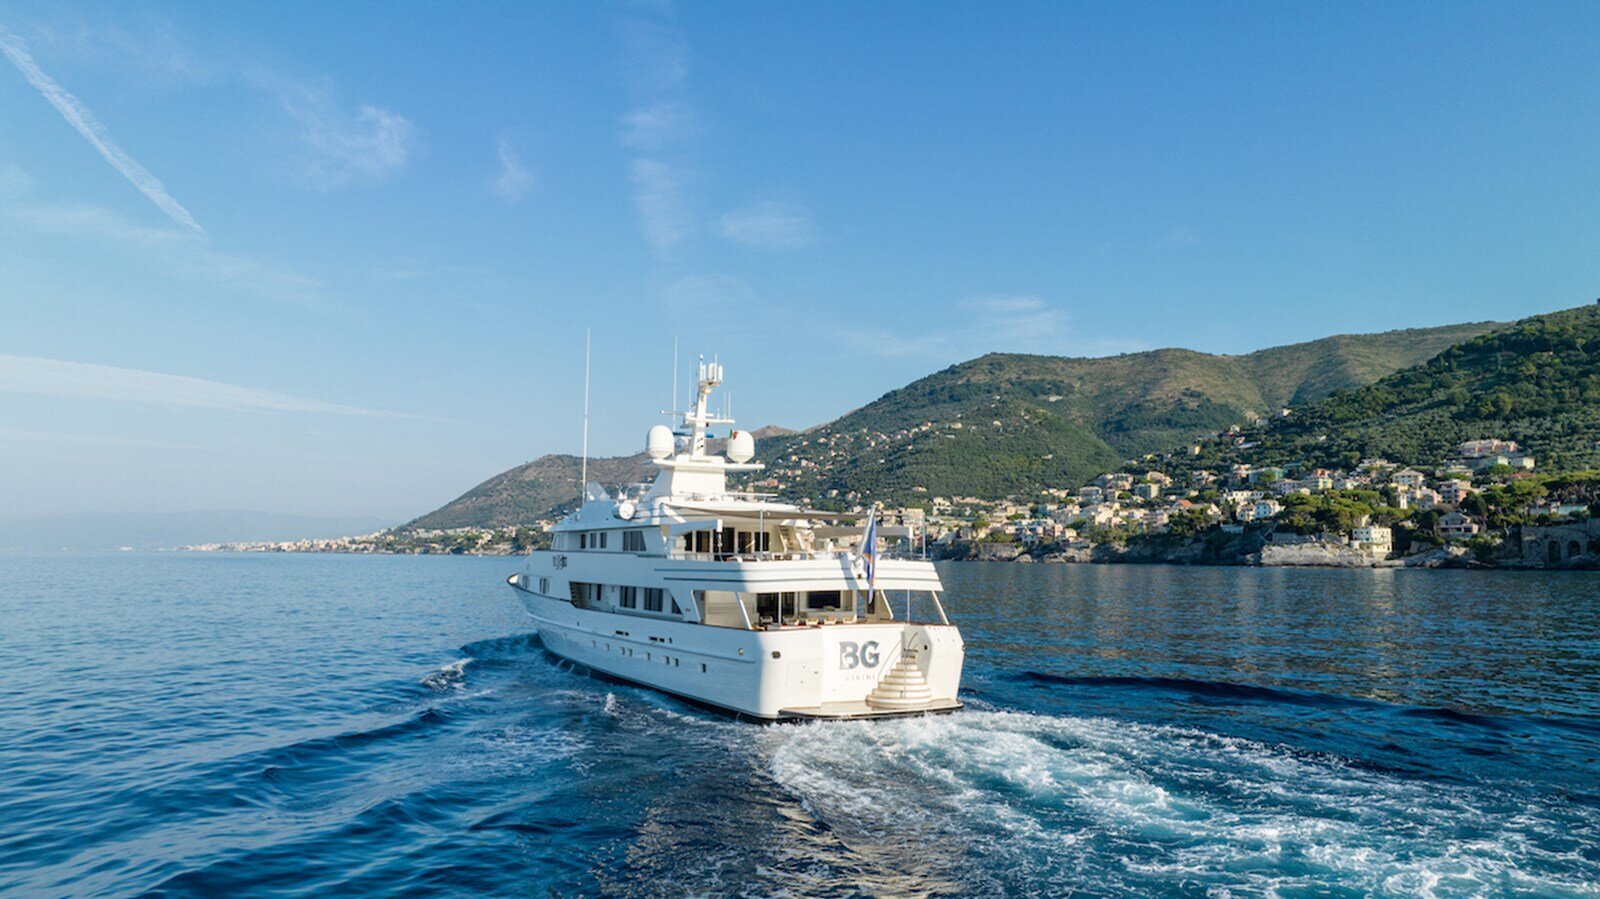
<box><xmin>727</xmin><ymin>429</ymin><xmax>755</xmax><ymax>463</ymax></box>
<box><xmin>646</xmin><ymin>425</ymin><xmax>674</xmax><ymax>460</ymax></box>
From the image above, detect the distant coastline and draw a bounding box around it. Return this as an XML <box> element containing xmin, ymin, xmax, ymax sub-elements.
<box><xmin>177</xmin><ymin>521</ymin><xmax>1598</xmax><ymax>570</ymax></box>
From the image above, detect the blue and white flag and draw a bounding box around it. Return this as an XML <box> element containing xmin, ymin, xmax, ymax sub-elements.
<box><xmin>861</xmin><ymin>508</ymin><xmax>879</xmax><ymax>590</ymax></box>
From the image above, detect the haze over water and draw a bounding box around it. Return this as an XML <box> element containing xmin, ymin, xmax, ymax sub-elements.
<box><xmin>2</xmin><ymin>553</ymin><xmax>1597</xmax><ymax>896</ymax></box>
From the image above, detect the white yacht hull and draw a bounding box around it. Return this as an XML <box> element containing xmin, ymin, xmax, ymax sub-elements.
<box><xmin>512</xmin><ymin>583</ymin><xmax>963</xmax><ymax>720</ymax></box>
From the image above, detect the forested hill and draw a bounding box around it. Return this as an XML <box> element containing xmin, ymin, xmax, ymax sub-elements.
<box><xmin>1177</xmin><ymin>303</ymin><xmax>1600</xmax><ymax>476</ymax></box>
<box><xmin>405</xmin><ymin>426</ymin><xmax>796</xmax><ymax>530</ymax></box>
<box><xmin>754</xmin><ymin>320</ymin><xmax>1498</xmax><ymax>505</ymax></box>
<box><xmin>403</xmin><ymin>317</ymin><xmax>1502</xmax><ymax>528</ymax></box>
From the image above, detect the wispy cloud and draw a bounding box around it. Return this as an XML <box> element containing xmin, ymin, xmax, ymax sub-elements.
<box><xmin>844</xmin><ymin>295</ymin><xmax>1148</xmax><ymax>360</ymax></box>
<box><xmin>493</xmin><ymin>137</ymin><xmax>534</xmax><ymax>203</ymax></box>
<box><xmin>297</xmin><ymin>102</ymin><xmax>413</xmax><ymax>188</ymax></box>
<box><xmin>957</xmin><ymin>294</ymin><xmax>1064</xmax><ymax>345</ymax></box>
<box><xmin>631</xmin><ymin>158</ymin><xmax>694</xmax><ymax>258</ymax></box>
<box><xmin>618</xmin><ymin>13</ymin><xmax>699</xmax><ymax>260</ymax></box>
<box><xmin>0</xmin><ymin>354</ymin><xmax>417</xmax><ymax>418</ymax></box>
<box><xmin>6</xmin><ymin>199</ymin><xmax>327</xmax><ymax>308</ymax></box>
<box><xmin>720</xmin><ymin>201</ymin><xmax>815</xmax><ymax>251</ymax></box>
<box><xmin>247</xmin><ymin>68</ymin><xmax>413</xmax><ymax>189</ymax></box>
<box><xmin>0</xmin><ymin>26</ymin><xmax>204</xmax><ymax>234</ymax></box>
<box><xmin>620</xmin><ymin>100</ymin><xmax>694</xmax><ymax>151</ymax></box>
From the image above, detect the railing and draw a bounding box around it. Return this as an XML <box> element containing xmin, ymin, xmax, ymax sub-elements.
<box><xmin>664</xmin><ymin>548</ymin><xmax>928</xmax><ymax>563</ymax></box>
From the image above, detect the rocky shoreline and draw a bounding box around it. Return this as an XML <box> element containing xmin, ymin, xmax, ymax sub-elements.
<box><xmin>935</xmin><ymin>533</ymin><xmax>1574</xmax><ymax>569</ymax></box>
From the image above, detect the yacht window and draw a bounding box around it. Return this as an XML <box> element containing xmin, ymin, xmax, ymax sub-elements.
<box><xmin>569</xmin><ymin>581</ymin><xmax>598</xmax><ymax>604</ymax></box>
<box><xmin>671</xmin><ymin>597</ymin><xmax>682</xmax><ymax>615</ymax></box>
<box><xmin>623</xmin><ymin>530</ymin><xmax>646</xmax><ymax>552</ymax></box>
<box><xmin>737</xmin><ymin>531</ymin><xmax>754</xmax><ymax>554</ymax></box>
<box><xmin>599</xmin><ymin>531</ymin><xmax>608</xmax><ymax>549</ymax></box>
<box><xmin>757</xmin><ymin>592</ymin><xmax>797</xmax><ymax>621</ymax></box>
<box><xmin>579</xmin><ymin>532</ymin><xmax>588</xmax><ymax>550</ymax></box>
<box><xmin>807</xmin><ymin>590</ymin><xmax>841</xmax><ymax>611</ymax></box>
<box><xmin>539</xmin><ymin>577</ymin><xmax>550</xmax><ymax>594</ymax></box>
<box><xmin>620</xmin><ymin>586</ymin><xmax>638</xmax><ymax>609</ymax></box>
<box><xmin>644</xmin><ymin>588</ymin><xmax>665</xmax><ymax>612</ymax></box>
<box><xmin>720</xmin><ymin>527</ymin><xmax>736</xmax><ymax>555</ymax></box>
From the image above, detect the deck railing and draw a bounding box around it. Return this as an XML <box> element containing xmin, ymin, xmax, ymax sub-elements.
<box><xmin>664</xmin><ymin>548</ymin><xmax>926</xmax><ymax>563</ymax></box>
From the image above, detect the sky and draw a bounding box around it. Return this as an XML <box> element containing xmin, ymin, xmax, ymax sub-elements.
<box><xmin>2</xmin><ymin>1</ymin><xmax>1598</xmax><ymax>523</ymax></box>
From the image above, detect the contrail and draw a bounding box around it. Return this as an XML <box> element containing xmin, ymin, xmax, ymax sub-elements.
<box><xmin>0</xmin><ymin>27</ymin><xmax>204</xmax><ymax>235</ymax></box>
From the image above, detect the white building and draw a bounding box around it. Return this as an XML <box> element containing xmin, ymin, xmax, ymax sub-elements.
<box><xmin>1351</xmin><ymin>525</ymin><xmax>1393</xmax><ymax>554</ymax></box>
<box><xmin>1392</xmin><ymin>469</ymin><xmax>1427</xmax><ymax>489</ymax></box>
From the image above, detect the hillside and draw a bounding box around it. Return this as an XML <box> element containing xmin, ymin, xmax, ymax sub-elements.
<box><xmin>1180</xmin><ymin>303</ymin><xmax>1600</xmax><ymax>475</ymax></box>
<box><xmin>406</xmin><ymin>426</ymin><xmax>796</xmax><ymax>530</ymax></box>
<box><xmin>405</xmin><ymin>319</ymin><xmax>1501</xmax><ymax>528</ymax></box>
<box><xmin>754</xmin><ymin>319</ymin><xmax>1499</xmax><ymax>505</ymax></box>
<box><xmin>404</xmin><ymin>453</ymin><xmax>657</xmax><ymax>530</ymax></box>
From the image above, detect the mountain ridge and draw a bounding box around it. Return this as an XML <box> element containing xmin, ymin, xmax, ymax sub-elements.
<box><xmin>1174</xmin><ymin>303</ymin><xmax>1600</xmax><ymax>477</ymax></box>
<box><xmin>755</xmin><ymin>319</ymin><xmax>1500</xmax><ymax>505</ymax></box>
<box><xmin>406</xmin><ymin>317</ymin><xmax>1504</xmax><ymax>527</ymax></box>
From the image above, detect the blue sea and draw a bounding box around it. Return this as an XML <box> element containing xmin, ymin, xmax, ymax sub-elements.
<box><xmin>2</xmin><ymin>554</ymin><xmax>1598</xmax><ymax>897</ymax></box>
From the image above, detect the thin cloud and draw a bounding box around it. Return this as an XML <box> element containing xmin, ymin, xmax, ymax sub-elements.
<box><xmin>618</xmin><ymin>12</ymin><xmax>699</xmax><ymax>260</ymax></box>
<box><xmin>720</xmin><ymin>201</ymin><xmax>815</xmax><ymax>251</ymax></box>
<box><xmin>631</xmin><ymin>159</ymin><xmax>694</xmax><ymax>258</ymax></box>
<box><xmin>0</xmin><ymin>355</ymin><xmax>419</xmax><ymax>418</ymax></box>
<box><xmin>7</xmin><ymin>200</ymin><xmax>328</xmax><ymax>309</ymax></box>
<box><xmin>620</xmin><ymin>100</ymin><xmax>694</xmax><ymax>150</ymax></box>
<box><xmin>959</xmin><ymin>295</ymin><xmax>1049</xmax><ymax>314</ymax></box>
<box><xmin>0</xmin><ymin>27</ymin><xmax>204</xmax><ymax>234</ymax></box>
<box><xmin>251</xmin><ymin>69</ymin><xmax>414</xmax><ymax>189</ymax></box>
<box><xmin>845</xmin><ymin>295</ymin><xmax>1149</xmax><ymax>360</ymax></box>
<box><xmin>298</xmin><ymin>103</ymin><xmax>413</xmax><ymax>188</ymax></box>
<box><xmin>493</xmin><ymin>137</ymin><xmax>534</xmax><ymax>203</ymax></box>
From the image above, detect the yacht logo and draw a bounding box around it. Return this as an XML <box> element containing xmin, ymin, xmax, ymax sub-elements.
<box><xmin>838</xmin><ymin>640</ymin><xmax>881</xmax><ymax>670</ymax></box>
<box><xmin>552</xmin><ymin>555</ymin><xmax>567</xmax><ymax>569</ymax></box>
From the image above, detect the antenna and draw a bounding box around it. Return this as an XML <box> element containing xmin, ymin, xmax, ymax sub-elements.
<box><xmin>580</xmin><ymin>327</ymin><xmax>591</xmax><ymax>496</ymax></box>
<box><xmin>670</xmin><ymin>335</ymin><xmax>679</xmax><ymax>422</ymax></box>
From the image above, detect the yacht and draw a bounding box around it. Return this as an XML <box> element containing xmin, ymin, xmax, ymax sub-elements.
<box><xmin>508</xmin><ymin>360</ymin><xmax>964</xmax><ymax>720</ymax></box>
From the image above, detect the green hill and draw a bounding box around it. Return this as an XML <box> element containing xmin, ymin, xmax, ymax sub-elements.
<box><xmin>755</xmin><ymin>320</ymin><xmax>1498</xmax><ymax>505</ymax></box>
<box><xmin>403</xmin><ymin>453</ymin><xmax>656</xmax><ymax>530</ymax></box>
<box><xmin>404</xmin><ymin>426</ymin><xmax>797</xmax><ymax>530</ymax></box>
<box><xmin>1188</xmin><ymin>303</ymin><xmax>1600</xmax><ymax>475</ymax></box>
<box><xmin>404</xmin><ymin>317</ymin><xmax>1506</xmax><ymax>527</ymax></box>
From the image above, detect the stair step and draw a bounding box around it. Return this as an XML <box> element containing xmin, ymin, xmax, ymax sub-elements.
<box><xmin>866</xmin><ymin>653</ymin><xmax>937</xmax><ymax>710</ymax></box>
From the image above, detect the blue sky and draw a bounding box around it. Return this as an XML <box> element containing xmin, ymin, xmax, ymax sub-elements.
<box><xmin>2</xmin><ymin>2</ymin><xmax>1598</xmax><ymax>522</ymax></box>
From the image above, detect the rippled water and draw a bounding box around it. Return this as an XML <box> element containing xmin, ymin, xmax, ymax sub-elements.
<box><xmin>2</xmin><ymin>554</ymin><xmax>1597</xmax><ymax>896</ymax></box>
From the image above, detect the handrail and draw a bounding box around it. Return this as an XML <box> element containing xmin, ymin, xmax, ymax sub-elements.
<box><xmin>663</xmin><ymin>549</ymin><xmax>929</xmax><ymax>563</ymax></box>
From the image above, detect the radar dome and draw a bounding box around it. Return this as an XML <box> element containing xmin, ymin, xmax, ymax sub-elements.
<box><xmin>726</xmin><ymin>429</ymin><xmax>755</xmax><ymax>463</ymax></box>
<box><xmin>646</xmin><ymin>425</ymin><xmax>674</xmax><ymax>460</ymax></box>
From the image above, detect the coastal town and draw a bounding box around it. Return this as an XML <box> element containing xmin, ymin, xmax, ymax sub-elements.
<box><xmin>182</xmin><ymin>431</ymin><xmax>1599</xmax><ymax>568</ymax></box>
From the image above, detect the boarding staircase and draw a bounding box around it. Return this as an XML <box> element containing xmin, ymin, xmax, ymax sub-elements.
<box><xmin>865</xmin><ymin>649</ymin><xmax>935</xmax><ymax>711</ymax></box>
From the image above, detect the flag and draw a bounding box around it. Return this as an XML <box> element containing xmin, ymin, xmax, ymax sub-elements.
<box><xmin>861</xmin><ymin>508</ymin><xmax>879</xmax><ymax>590</ymax></box>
